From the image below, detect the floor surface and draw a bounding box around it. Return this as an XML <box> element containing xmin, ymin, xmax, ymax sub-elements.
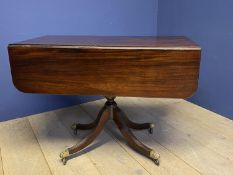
<box><xmin>0</xmin><ymin>97</ymin><xmax>233</xmax><ymax>175</ymax></box>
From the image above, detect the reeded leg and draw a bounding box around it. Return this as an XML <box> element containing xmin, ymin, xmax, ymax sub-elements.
<box><xmin>113</xmin><ymin>107</ymin><xmax>160</xmax><ymax>165</ymax></box>
<box><xmin>60</xmin><ymin>107</ymin><xmax>110</xmax><ymax>164</ymax></box>
<box><xmin>71</xmin><ymin>106</ymin><xmax>107</xmax><ymax>135</ymax></box>
<box><xmin>117</xmin><ymin>107</ymin><xmax>154</xmax><ymax>134</ymax></box>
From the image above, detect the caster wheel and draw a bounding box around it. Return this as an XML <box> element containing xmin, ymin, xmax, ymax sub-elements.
<box><xmin>148</xmin><ymin>123</ymin><xmax>154</xmax><ymax>134</ymax></box>
<box><xmin>61</xmin><ymin>158</ymin><xmax>67</xmax><ymax>165</ymax></box>
<box><xmin>148</xmin><ymin>127</ymin><xmax>153</xmax><ymax>134</ymax></box>
<box><xmin>73</xmin><ymin>129</ymin><xmax>78</xmax><ymax>135</ymax></box>
<box><xmin>154</xmin><ymin>159</ymin><xmax>160</xmax><ymax>166</ymax></box>
<box><xmin>71</xmin><ymin>123</ymin><xmax>78</xmax><ymax>135</ymax></box>
<box><xmin>60</xmin><ymin>149</ymin><xmax>69</xmax><ymax>165</ymax></box>
<box><xmin>150</xmin><ymin>150</ymin><xmax>160</xmax><ymax>166</ymax></box>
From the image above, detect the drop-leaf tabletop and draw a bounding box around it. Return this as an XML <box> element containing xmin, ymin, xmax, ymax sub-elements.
<box><xmin>8</xmin><ymin>35</ymin><xmax>201</xmax><ymax>165</ymax></box>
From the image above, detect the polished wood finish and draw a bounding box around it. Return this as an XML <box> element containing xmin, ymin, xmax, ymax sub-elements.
<box><xmin>8</xmin><ymin>35</ymin><xmax>201</xmax><ymax>98</ymax></box>
<box><xmin>113</xmin><ymin>106</ymin><xmax>159</xmax><ymax>165</ymax></box>
<box><xmin>60</xmin><ymin>97</ymin><xmax>159</xmax><ymax>165</ymax></box>
<box><xmin>119</xmin><ymin>108</ymin><xmax>153</xmax><ymax>131</ymax></box>
<box><xmin>71</xmin><ymin>106</ymin><xmax>107</xmax><ymax>133</ymax></box>
<box><xmin>12</xmin><ymin>35</ymin><xmax>200</xmax><ymax>49</ymax></box>
<box><xmin>68</xmin><ymin>107</ymin><xmax>110</xmax><ymax>155</ymax></box>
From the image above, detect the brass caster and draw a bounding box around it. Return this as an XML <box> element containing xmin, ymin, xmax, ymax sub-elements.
<box><xmin>148</xmin><ymin>123</ymin><xmax>154</xmax><ymax>134</ymax></box>
<box><xmin>150</xmin><ymin>150</ymin><xmax>160</xmax><ymax>166</ymax></box>
<box><xmin>60</xmin><ymin>149</ymin><xmax>70</xmax><ymax>158</ymax></box>
<box><xmin>60</xmin><ymin>149</ymin><xmax>70</xmax><ymax>165</ymax></box>
<box><xmin>71</xmin><ymin>123</ymin><xmax>78</xmax><ymax>135</ymax></box>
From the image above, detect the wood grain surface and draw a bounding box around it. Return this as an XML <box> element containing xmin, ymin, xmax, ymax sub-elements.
<box><xmin>8</xmin><ymin>36</ymin><xmax>201</xmax><ymax>98</ymax></box>
<box><xmin>11</xmin><ymin>35</ymin><xmax>200</xmax><ymax>49</ymax></box>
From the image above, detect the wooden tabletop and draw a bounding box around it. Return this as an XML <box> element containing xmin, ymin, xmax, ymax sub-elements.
<box><xmin>8</xmin><ymin>35</ymin><xmax>201</xmax><ymax>98</ymax></box>
<box><xmin>1</xmin><ymin>97</ymin><xmax>233</xmax><ymax>175</ymax></box>
<box><xmin>11</xmin><ymin>35</ymin><xmax>200</xmax><ymax>50</ymax></box>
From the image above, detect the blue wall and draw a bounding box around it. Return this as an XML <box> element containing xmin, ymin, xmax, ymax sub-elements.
<box><xmin>0</xmin><ymin>0</ymin><xmax>158</xmax><ymax>121</ymax></box>
<box><xmin>4</xmin><ymin>0</ymin><xmax>231</xmax><ymax>121</ymax></box>
<box><xmin>158</xmin><ymin>0</ymin><xmax>233</xmax><ymax>119</ymax></box>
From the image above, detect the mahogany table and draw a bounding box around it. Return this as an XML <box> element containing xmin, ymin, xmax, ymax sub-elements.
<box><xmin>8</xmin><ymin>35</ymin><xmax>201</xmax><ymax>165</ymax></box>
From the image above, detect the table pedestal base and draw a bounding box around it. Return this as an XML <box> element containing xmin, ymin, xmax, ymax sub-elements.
<box><xmin>60</xmin><ymin>96</ymin><xmax>160</xmax><ymax>165</ymax></box>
